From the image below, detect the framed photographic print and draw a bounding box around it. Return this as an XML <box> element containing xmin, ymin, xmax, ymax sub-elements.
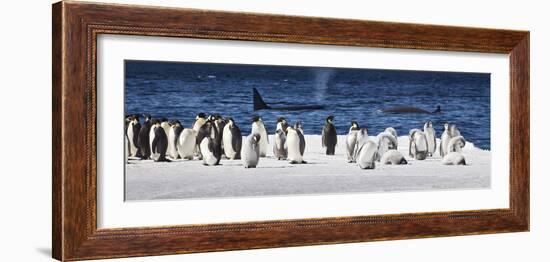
<box><xmin>52</xmin><ymin>1</ymin><xmax>529</xmax><ymax>261</ymax></box>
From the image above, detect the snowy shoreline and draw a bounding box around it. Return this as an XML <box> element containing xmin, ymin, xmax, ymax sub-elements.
<box><xmin>125</xmin><ymin>135</ymin><xmax>490</xmax><ymax>201</ymax></box>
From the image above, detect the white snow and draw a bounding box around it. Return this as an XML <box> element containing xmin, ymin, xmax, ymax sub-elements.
<box><xmin>125</xmin><ymin>135</ymin><xmax>490</xmax><ymax>201</ymax></box>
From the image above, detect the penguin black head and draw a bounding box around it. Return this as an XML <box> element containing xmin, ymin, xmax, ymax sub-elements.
<box><xmin>151</xmin><ymin>119</ymin><xmax>161</xmax><ymax>125</ymax></box>
<box><xmin>142</xmin><ymin>114</ymin><xmax>152</xmax><ymax>121</ymax></box>
<box><xmin>208</xmin><ymin>115</ymin><xmax>220</xmax><ymax>124</ymax></box>
<box><xmin>212</xmin><ymin>113</ymin><xmax>222</xmax><ymax>120</ymax></box>
<box><xmin>196</xmin><ymin>113</ymin><xmax>206</xmax><ymax>119</ymax></box>
<box><xmin>350</xmin><ymin>121</ymin><xmax>359</xmax><ymax>130</ymax></box>
<box><xmin>326</xmin><ymin>115</ymin><xmax>335</xmax><ymax>123</ymax></box>
<box><xmin>132</xmin><ymin>114</ymin><xmax>140</xmax><ymax>121</ymax></box>
<box><xmin>170</xmin><ymin>120</ymin><xmax>181</xmax><ymax>126</ymax></box>
<box><xmin>425</xmin><ymin>120</ymin><xmax>433</xmax><ymax>128</ymax></box>
<box><xmin>213</xmin><ymin>114</ymin><xmax>226</xmax><ymax>125</ymax></box>
<box><xmin>277</xmin><ymin>117</ymin><xmax>286</xmax><ymax>123</ymax></box>
<box><xmin>225</xmin><ymin>117</ymin><xmax>235</xmax><ymax>125</ymax></box>
<box><xmin>251</xmin><ymin>115</ymin><xmax>261</xmax><ymax>123</ymax></box>
<box><xmin>160</xmin><ymin>117</ymin><xmax>168</xmax><ymax>123</ymax></box>
<box><xmin>294</xmin><ymin>121</ymin><xmax>302</xmax><ymax>130</ymax></box>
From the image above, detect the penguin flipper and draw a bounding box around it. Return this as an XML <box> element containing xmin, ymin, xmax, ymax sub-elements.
<box><xmin>298</xmin><ymin>131</ymin><xmax>306</xmax><ymax>156</ymax></box>
<box><xmin>232</xmin><ymin>127</ymin><xmax>242</xmax><ymax>155</ymax></box>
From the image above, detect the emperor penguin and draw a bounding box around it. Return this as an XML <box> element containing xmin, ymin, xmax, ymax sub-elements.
<box><xmin>440</xmin><ymin>123</ymin><xmax>452</xmax><ymax>157</ymax></box>
<box><xmin>423</xmin><ymin>121</ymin><xmax>437</xmax><ymax>156</ymax></box>
<box><xmin>199</xmin><ymin>122</ymin><xmax>222</xmax><ymax>166</ymax></box>
<box><xmin>151</xmin><ymin>119</ymin><xmax>170</xmax><ymax>162</ymax></box>
<box><xmin>124</xmin><ymin>115</ymin><xmax>132</xmax><ymax>136</ymax></box>
<box><xmin>356</xmin><ymin>139</ymin><xmax>378</xmax><ymax>169</ymax></box>
<box><xmin>380</xmin><ymin>150</ymin><xmax>407</xmax><ymax>165</ymax></box>
<box><xmin>126</xmin><ymin>115</ymin><xmax>141</xmax><ymax>157</ymax></box>
<box><xmin>273</xmin><ymin>117</ymin><xmax>288</xmax><ymax>160</ymax></box>
<box><xmin>409</xmin><ymin>129</ymin><xmax>429</xmax><ymax>160</ymax></box>
<box><xmin>222</xmin><ymin>117</ymin><xmax>242</xmax><ymax>160</ymax></box>
<box><xmin>441</xmin><ymin>152</ymin><xmax>466</xmax><ymax>165</ymax></box>
<box><xmin>251</xmin><ymin>116</ymin><xmax>269</xmax><ymax>157</ymax></box>
<box><xmin>322</xmin><ymin>115</ymin><xmax>338</xmax><ymax>155</ymax></box>
<box><xmin>376</xmin><ymin>131</ymin><xmax>398</xmax><ymax>161</ymax></box>
<box><xmin>167</xmin><ymin>120</ymin><xmax>183</xmax><ymax>160</ymax></box>
<box><xmin>137</xmin><ymin>114</ymin><xmax>152</xmax><ymax>159</ymax></box>
<box><xmin>287</xmin><ymin>126</ymin><xmax>306</xmax><ymax>164</ymax></box>
<box><xmin>447</xmin><ymin>135</ymin><xmax>466</xmax><ymax>154</ymax></box>
<box><xmin>177</xmin><ymin>128</ymin><xmax>198</xmax><ymax>160</ymax></box>
<box><xmin>242</xmin><ymin>133</ymin><xmax>261</xmax><ymax>168</ymax></box>
<box><xmin>273</xmin><ymin>129</ymin><xmax>287</xmax><ymax>160</ymax></box>
<box><xmin>346</xmin><ymin>121</ymin><xmax>361</xmax><ymax>163</ymax></box>
<box><xmin>294</xmin><ymin>122</ymin><xmax>306</xmax><ymax>156</ymax></box>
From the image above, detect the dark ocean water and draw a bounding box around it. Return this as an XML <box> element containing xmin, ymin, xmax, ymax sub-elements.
<box><xmin>125</xmin><ymin>61</ymin><xmax>491</xmax><ymax>149</ymax></box>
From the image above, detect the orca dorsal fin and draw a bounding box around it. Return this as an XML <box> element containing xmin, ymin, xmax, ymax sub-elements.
<box><xmin>253</xmin><ymin>88</ymin><xmax>270</xmax><ymax>111</ymax></box>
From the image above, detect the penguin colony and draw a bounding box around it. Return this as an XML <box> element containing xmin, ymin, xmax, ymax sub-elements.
<box><xmin>125</xmin><ymin>113</ymin><xmax>468</xmax><ymax>169</ymax></box>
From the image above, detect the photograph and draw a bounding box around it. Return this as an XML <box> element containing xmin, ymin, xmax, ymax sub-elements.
<box><xmin>124</xmin><ymin>60</ymin><xmax>491</xmax><ymax>201</ymax></box>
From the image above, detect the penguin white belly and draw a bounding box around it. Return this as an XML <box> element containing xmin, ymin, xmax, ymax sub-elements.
<box><xmin>357</xmin><ymin>140</ymin><xmax>378</xmax><ymax>169</ymax></box>
<box><xmin>286</xmin><ymin>131</ymin><xmax>303</xmax><ymax>164</ymax></box>
<box><xmin>380</xmin><ymin>150</ymin><xmax>407</xmax><ymax>165</ymax></box>
<box><xmin>125</xmin><ymin>135</ymin><xmax>129</xmax><ymax>158</ymax></box>
<box><xmin>167</xmin><ymin>128</ymin><xmax>178</xmax><ymax>159</ymax></box>
<box><xmin>149</xmin><ymin>127</ymin><xmax>159</xmax><ymax>160</ymax></box>
<box><xmin>411</xmin><ymin>132</ymin><xmax>428</xmax><ymax>160</ymax></box>
<box><xmin>441</xmin><ymin>152</ymin><xmax>466</xmax><ymax>165</ymax></box>
<box><xmin>440</xmin><ymin>133</ymin><xmax>451</xmax><ymax>156</ymax></box>
<box><xmin>222</xmin><ymin>126</ymin><xmax>237</xmax><ymax>159</ymax></box>
<box><xmin>127</xmin><ymin>123</ymin><xmax>138</xmax><ymax>156</ymax></box>
<box><xmin>424</xmin><ymin>127</ymin><xmax>436</xmax><ymax>155</ymax></box>
<box><xmin>200</xmin><ymin>138</ymin><xmax>218</xmax><ymax>166</ymax></box>
<box><xmin>272</xmin><ymin>130</ymin><xmax>287</xmax><ymax>160</ymax></box>
<box><xmin>177</xmin><ymin>129</ymin><xmax>197</xmax><ymax>160</ymax></box>
<box><xmin>252</xmin><ymin>123</ymin><xmax>268</xmax><ymax>157</ymax></box>
<box><xmin>242</xmin><ymin>138</ymin><xmax>259</xmax><ymax>168</ymax></box>
<box><xmin>149</xmin><ymin>127</ymin><xmax>155</xmax><ymax>157</ymax></box>
<box><xmin>161</xmin><ymin>122</ymin><xmax>171</xmax><ymax>137</ymax></box>
<box><xmin>415</xmin><ymin>133</ymin><xmax>428</xmax><ymax>152</ymax></box>
<box><xmin>346</xmin><ymin>131</ymin><xmax>358</xmax><ymax>162</ymax></box>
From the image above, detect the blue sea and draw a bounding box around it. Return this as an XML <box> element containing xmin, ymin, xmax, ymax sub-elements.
<box><xmin>125</xmin><ymin>61</ymin><xmax>491</xmax><ymax>150</ymax></box>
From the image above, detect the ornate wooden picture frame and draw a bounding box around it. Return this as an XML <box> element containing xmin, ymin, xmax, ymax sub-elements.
<box><xmin>52</xmin><ymin>1</ymin><xmax>529</xmax><ymax>261</ymax></box>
